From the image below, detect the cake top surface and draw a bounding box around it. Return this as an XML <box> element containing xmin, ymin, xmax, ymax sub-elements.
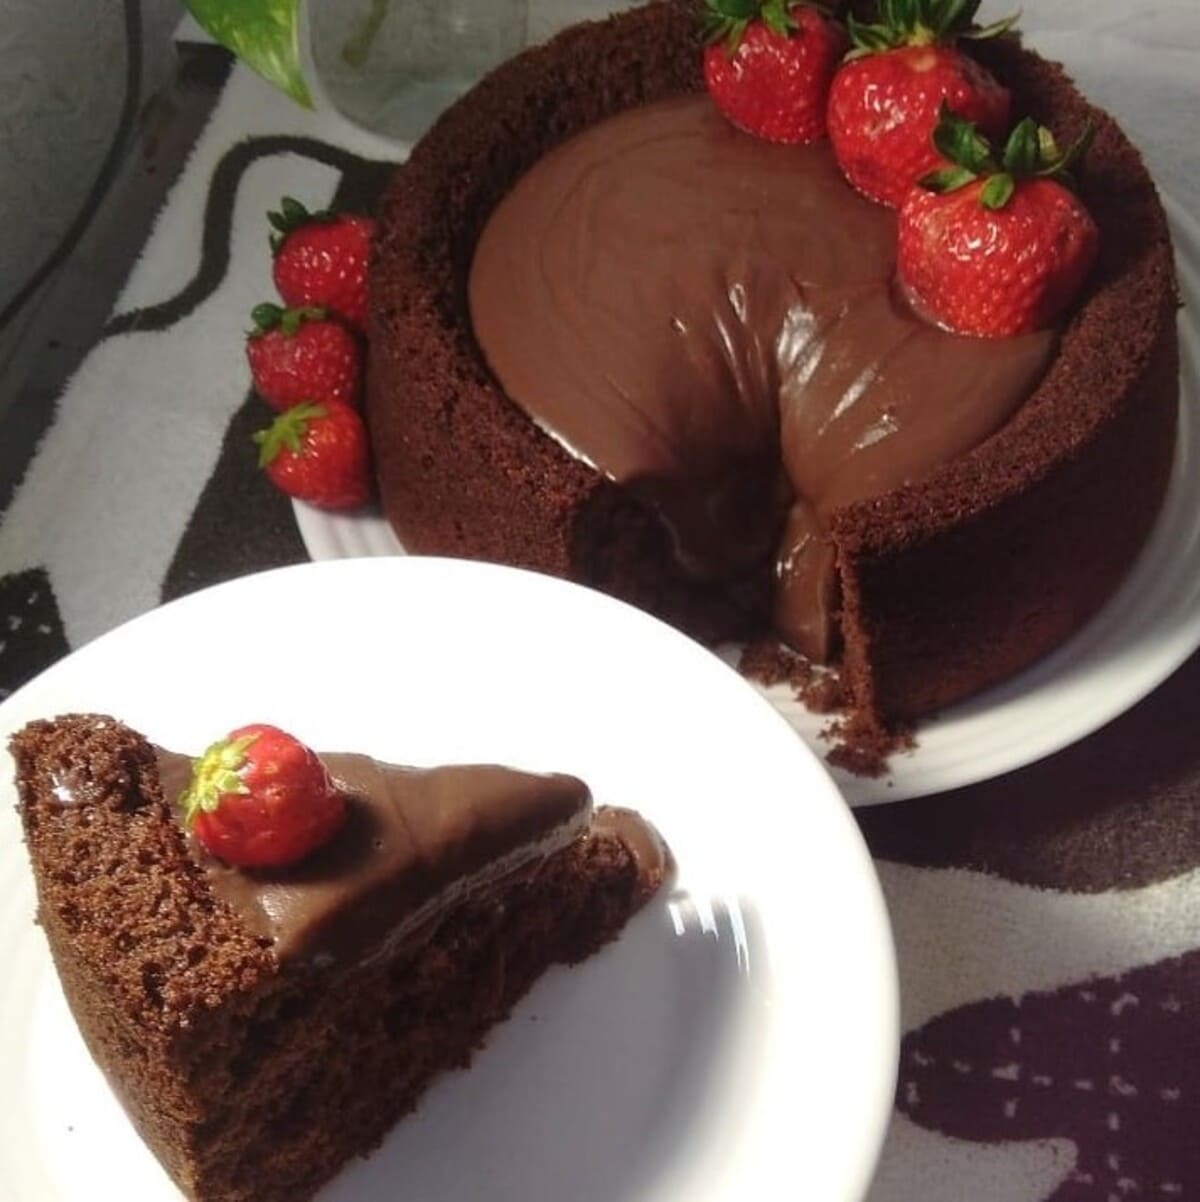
<box><xmin>157</xmin><ymin>747</ymin><xmax>592</xmax><ymax>964</ymax></box>
<box><xmin>468</xmin><ymin>92</ymin><xmax>1054</xmax><ymax>659</ymax></box>
<box><xmin>14</xmin><ymin>715</ymin><xmax>649</xmax><ymax>980</ymax></box>
<box><xmin>374</xmin><ymin>0</ymin><xmax>1175</xmax><ymax>565</ymax></box>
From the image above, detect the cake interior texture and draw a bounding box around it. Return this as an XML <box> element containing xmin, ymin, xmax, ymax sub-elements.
<box><xmin>10</xmin><ymin>714</ymin><xmax>668</xmax><ymax>1202</ymax></box>
<box><xmin>367</xmin><ymin>0</ymin><xmax>1179</xmax><ymax>733</ymax></box>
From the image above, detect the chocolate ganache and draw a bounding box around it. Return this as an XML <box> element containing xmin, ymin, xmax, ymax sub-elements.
<box><xmin>469</xmin><ymin>94</ymin><xmax>1056</xmax><ymax>661</ymax></box>
<box><xmin>155</xmin><ymin>749</ymin><xmax>665</xmax><ymax>965</ymax></box>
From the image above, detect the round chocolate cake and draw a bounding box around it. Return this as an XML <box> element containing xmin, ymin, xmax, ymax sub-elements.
<box><xmin>367</xmin><ymin>0</ymin><xmax>1178</xmax><ymax>733</ymax></box>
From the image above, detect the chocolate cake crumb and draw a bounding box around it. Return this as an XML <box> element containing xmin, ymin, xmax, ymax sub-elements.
<box><xmin>740</xmin><ymin>636</ymin><xmax>908</xmax><ymax>776</ymax></box>
<box><xmin>823</xmin><ymin>713</ymin><xmax>915</xmax><ymax>780</ymax></box>
<box><xmin>739</xmin><ymin>636</ymin><xmax>846</xmax><ymax>711</ymax></box>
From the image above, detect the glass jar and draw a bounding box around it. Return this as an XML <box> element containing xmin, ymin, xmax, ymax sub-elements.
<box><xmin>307</xmin><ymin>0</ymin><xmax>530</xmax><ymax>142</ymax></box>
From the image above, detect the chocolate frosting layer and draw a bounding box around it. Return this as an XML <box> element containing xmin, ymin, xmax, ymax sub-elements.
<box><xmin>469</xmin><ymin>95</ymin><xmax>1055</xmax><ymax>660</ymax></box>
<box><xmin>157</xmin><ymin>750</ymin><xmax>592</xmax><ymax>965</ymax></box>
<box><xmin>593</xmin><ymin>805</ymin><xmax>672</xmax><ymax>892</ymax></box>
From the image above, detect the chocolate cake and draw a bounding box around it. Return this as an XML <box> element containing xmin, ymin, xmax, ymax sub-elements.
<box><xmin>11</xmin><ymin>714</ymin><xmax>670</xmax><ymax>1202</ymax></box>
<box><xmin>367</xmin><ymin>0</ymin><xmax>1178</xmax><ymax>731</ymax></box>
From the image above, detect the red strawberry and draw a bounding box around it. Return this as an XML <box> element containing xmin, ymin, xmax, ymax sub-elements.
<box><xmin>702</xmin><ymin>1</ymin><xmax>848</xmax><ymax>145</ymax></box>
<box><xmin>252</xmin><ymin>400</ymin><xmax>371</xmax><ymax>509</ymax></box>
<box><xmin>181</xmin><ymin>724</ymin><xmax>346</xmax><ymax>868</ymax></box>
<box><xmin>897</xmin><ymin>110</ymin><xmax>1099</xmax><ymax>337</ymax></box>
<box><xmin>245</xmin><ymin>303</ymin><xmax>363</xmax><ymax>412</ymax></box>
<box><xmin>826</xmin><ymin>0</ymin><xmax>1015</xmax><ymax>207</ymax></box>
<box><xmin>268</xmin><ymin>197</ymin><xmax>375</xmax><ymax>332</ymax></box>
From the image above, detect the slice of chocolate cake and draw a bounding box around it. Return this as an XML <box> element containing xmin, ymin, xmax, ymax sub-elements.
<box><xmin>10</xmin><ymin>714</ymin><xmax>670</xmax><ymax>1202</ymax></box>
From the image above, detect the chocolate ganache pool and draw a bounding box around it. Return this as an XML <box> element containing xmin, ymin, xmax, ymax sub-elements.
<box><xmin>469</xmin><ymin>94</ymin><xmax>1056</xmax><ymax>661</ymax></box>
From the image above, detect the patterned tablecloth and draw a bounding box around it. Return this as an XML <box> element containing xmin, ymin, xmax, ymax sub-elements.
<box><xmin>1</xmin><ymin>3</ymin><xmax>1199</xmax><ymax>1200</ymax></box>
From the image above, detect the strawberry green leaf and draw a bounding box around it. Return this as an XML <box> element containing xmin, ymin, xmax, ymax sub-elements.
<box><xmin>1002</xmin><ymin>117</ymin><xmax>1041</xmax><ymax>177</ymax></box>
<box><xmin>701</xmin><ymin>0</ymin><xmax>808</xmax><ymax>50</ymax></box>
<box><xmin>936</xmin><ymin>0</ymin><xmax>974</xmax><ymax>34</ymax></box>
<box><xmin>991</xmin><ymin>117</ymin><xmax>1094</xmax><ymax>190</ymax></box>
<box><xmin>251</xmin><ymin>302</ymin><xmax>284</xmax><ymax>333</ymax></box>
<box><xmin>180</xmin><ymin>734</ymin><xmax>257</xmax><ymax>826</ymax></box>
<box><xmin>184</xmin><ymin>0</ymin><xmax>311</xmax><ymax>109</ymax></box>
<box><xmin>960</xmin><ymin>10</ymin><xmax>1021</xmax><ymax>40</ymax></box>
<box><xmin>932</xmin><ymin>103</ymin><xmax>996</xmax><ymax>175</ymax></box>
<box><xmin>252</xmin><ymin>402</ymin><xmax>327</xmax><ymax>467</ymax></box>
<box><xmin>918</xmin><ymin>163</ymin><xmax>979</xmax><ymax>193</ymax></box>
<box><xmin>760</xmin><ymin>0</ymin><xmax>797</xmax><ymax>39</ymax></box>
<box><xmin>980</xmin><ymin>171</ymin><xmax>1015</xmax><ymax>209</ymax></box>
<box><xmin>705</xmin><ymin>0</ymin><xmax>759</xmax><ymax>16</ymax></box>
<box><xmin>1054</xmin><ymin>122</ymin><xmax>1096</xmax><ymax>177</ymax></box>
<box><xmin>266</xmin><ymin>196</ymin><xmax>332</xmax><ymax>253</ymax></box>
<box><xmin>848</xmin><ymin>0</ymin><xmax>1016</xmax><ymax>51</ymax></box>
<box><xmin>845</xmin><ymin>13</ymin><xmax>902</xmax><ymax>54</ymax></box>
<box><xmin>701</xmin><ymin>0</ymin><xmax>755</xmax><ymax>47</ymax></box>
<box><xmin>1038</xmin><ymin>125</ymin><xmax>1061</xmax><ymax>165</ymax></box>
<box><xmin>268</xmin><ymin>196</ymin><xmax>316</xmax><ymax>235</ymax></box>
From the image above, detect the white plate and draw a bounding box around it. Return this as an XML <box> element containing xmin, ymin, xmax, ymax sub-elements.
<box><xmin>0</xmin><ymin>558</ymin><xmax>897</xmax><ymax>1202</ymax></box>
<box><xmin>298</xmin><ymin>197</ymin><xmax>1200</xmax><ymax>806</ymax></box>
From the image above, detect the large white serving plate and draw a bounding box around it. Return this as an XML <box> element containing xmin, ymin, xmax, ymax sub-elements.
<box><xmin>0</xmin><ymin>557</ymin><xmax>897</xmax><ymax>1202</ymax></box>
<box><xmin>297</xmin><ymin>197</ymin><xmax>1200</xmax><ymax>806</ymax></box>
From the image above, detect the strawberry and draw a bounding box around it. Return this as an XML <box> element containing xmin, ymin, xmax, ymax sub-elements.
<box><xmin>252</xmin><ymin>400</ymin><xmax>371</xmax><ymax>509</ymax></box>
<box><xmin>245</xmin><ymin>303</ymin><xmax>363</xmax><ymax>412</ymax></box>
<box><xmin>180</xmin><ymin>724</ymin><xmax>346</xmax><ymax>868</ymax></box>
<box><xmin>701</xmin><ymin>1</ymin><xmax>848</xmax><ymax>145</ymax></box>
<box><xmin>268</xmin><ymin>197</ymin><xmax>375</xmax><ymax>332</ymax></box>
<box><xmin>897</xmin><ymin>109</ymin><xmax>1099</xmax><ymax>337</ymax></box>
<box><xmin>826</xmin><ymin>0</ymin><xmax>1015</xmax><ymax>207</ymax></box>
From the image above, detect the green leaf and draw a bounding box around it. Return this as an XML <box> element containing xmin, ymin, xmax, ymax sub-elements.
<box><xmin>918</xmin><ymin>164</ymin><xmax>978</xmax><ymax>193</ymax></box>
<box><xmin>252</xmin><ymin>402</ymin><xmax>327</xmax><ymax>467</ymax></box>
<box><xmin>180</xmin><ymin>734</ymin><xmax>257</xmax><ymax>826</ymax></box>
<box><xmin>846</xmin><ymin>12</ymin><xmax>902</xmax><ymax>52</ymax></box>
<box><xmin>760</xmin><ymin>0</ymin><xmax>797</xmax><ymax>38</ymax></box>
<box><xmin>980</xmin><ymin>172</ymin><xmax>1016</xmax><ymax>209</ymax></box>
<box><xmin>1002</xmin><ymin>117</ymin><xmax>1041</xmax><ymax>177</ymax></box>
<box><xmin>706</xmin><ymin>0</ymin><xmax>759</xmax><ymax>16</ymax></box>
<box><xmin>864</xmin><ymin>0</ymin><xmax>1016</xmax><ymax>44</ymax></box>
<box><xmin>1056</xmin><ymin>121</ymin><xmax>1096</xmax><ymax>176</ymax></box>
<box><xmin>961</xmin><ymin>9</ymin><xmax>1021</xmax><ymax>40</ymax></box>
<box><xmin>935</xmin><ymin>0</ymin><xmax>973</xmax><ymax>36</ymax></box>
<box><xmin>251</xmin><ymin>302</ymin><xmax>283</xmax><ymax>332</ymax></box>
<box><xmin>932</xmin><ymin>103</ymin><xmax>996</xmax><ymax>174</ymax></box>
<box><xmin>940</xmin><ymin>0</ymin><xmax>983</xmax><ymax>31</ymax></box>
<box><xmin>1037</xmin><ymin>125</ymin><xmax>1061</xmax><ymax>165</ymax></box>
<box><xmin>185</xmin><ymin>0</ymin><xmax>312</xmax><ymax>108</ymax></box>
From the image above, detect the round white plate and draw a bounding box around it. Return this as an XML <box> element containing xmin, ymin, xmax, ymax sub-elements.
<box><xmin>298</xmin><ymin>197</ymin><xmax>1200</xmax><ymax>807</ymax></box>
<box><xmin>0</xmin><ymin>558</ymin><xmax>896</xmax><ymax>1202</ymax></box>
